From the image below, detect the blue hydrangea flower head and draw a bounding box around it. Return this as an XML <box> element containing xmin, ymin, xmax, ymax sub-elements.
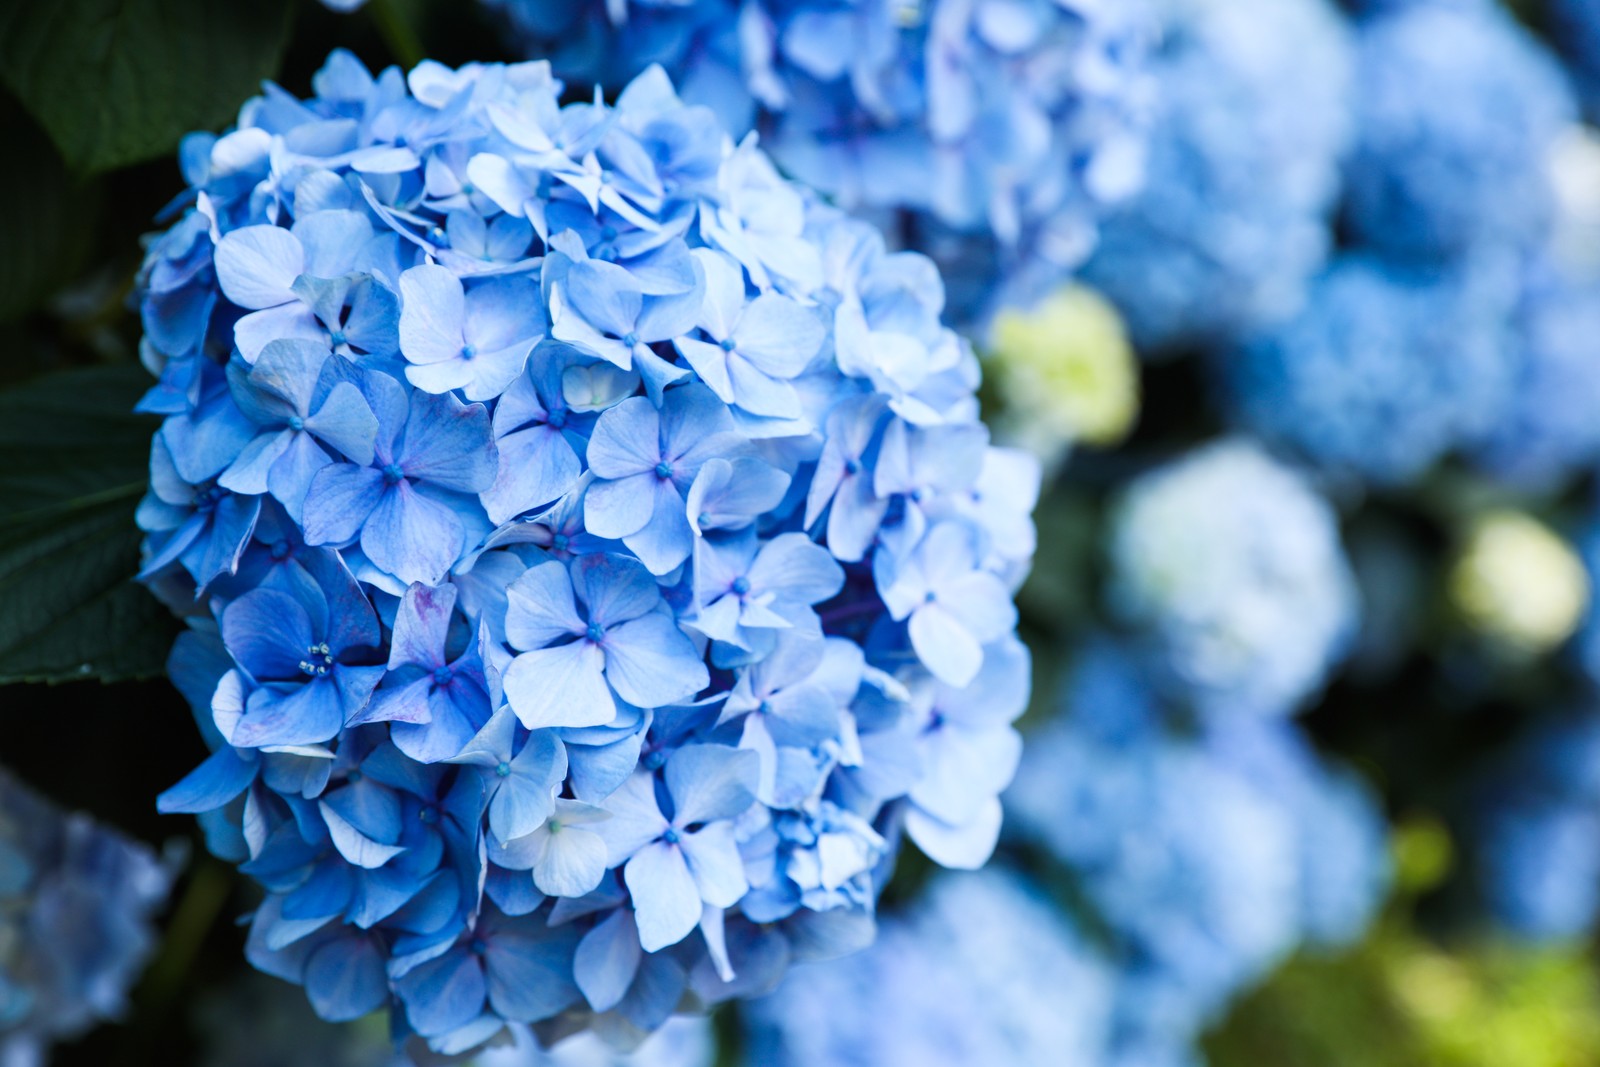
<box><xmin>481</xmin><ymin>0</ymin><xmax>1159</xmax><ymax>328</ymax></box>
<box><xmin>1080</xmin><ymin>0</ymin><xmax>1354</xmax><ymax>354</ymax></box>
<box><xmin>1343</xmin><ymin>0</ymin><xmax>1576</xmax><ymax>262</ymax></box>
<box><xmin>134</xmin><ymin>50</ymin><xmax>1037</xmax><ymax>1058</ymax></box>
<box><xmin>1007</xmin><ymin>641</ymin><xmax>1388</xmax><ymax>1063</ymax></box>
<box><xmin>1224</xmin><ymin>254</ymin><xmax>1515</xmax><ymax>487</ymax></box>
<box><xmin>743</xmin><ymin>868</ymin><xmax>1115</xmax><ymax>1067</ymax></box>
<box><xmin>1469</xmin><ymin>254</ymin><xmax>1600</xmax><ymax>489</ymax></box>
<box><xmin>1472</xmin><ymin>710</ymin><xmax>1600</xmax><ymax>939</ymax></box>
<box><xmin>1105</xmin><ymin>439</ymin><xmax>1358</xmax><ymax>720</ymax></box>
<box><xmin>0</xmin><ymin>768</ymin><xmax>176</xmax><ymax>1063</ymax></box>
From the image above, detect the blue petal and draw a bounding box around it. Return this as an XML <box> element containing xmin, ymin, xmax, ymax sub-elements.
<box><xmin>503</xmin><ymin>640</ymin><xmax>615</xmax><ymax>729</ymax></box>
<box><xmin>571</xmin><ymin>552</ymin><xmax>661</xmax><ymax>628</ymax></box>
<box><xmin>214</xmin><ymin>225</ymin><xmax>303</xmax><ymax>310</ymax></box>
<box><xmin>157</xmin><ymin>745</ymin><xmax>258</xmax><ymax>813</ymax></box>
<box><xmin>624</xmin><ymin>841</ymin><xmax>702</xmax><ymax>952</ymax></box>
<box><xmin>573</xmin><ymin>907</ymin><xmax>641</xmax><ymax>1012</ymax></box>
<box><xmin>305</xmin><ymin>935</ymin><xmax>389</xmax><ymax>1022</ymax></box>
<box><xmin>664</xmin><ymin>744</ymin><xmax>758</xmax><ymax>826</ymax></box>
<box><xmin>361</xmin><ymin>481</ymin><xmax>464</xmax><ymax>586</ymax></box>
<box><xmin>602</xmin><ymin>614</ymin><xmax>708</xmax><ymax>709</ymax></box>
<box><xmin>395</xmin><ymin>950</ymin><xmax>487</xmax><ymax>1037</ymax></box>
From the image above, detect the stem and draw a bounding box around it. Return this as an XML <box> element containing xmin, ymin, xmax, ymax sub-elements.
<box><xmin>368</xmin><ymin>0</ymin><xmax>425</xmax><ymax>71</ymax></box>
<box><xmin>136</xmin><ymin>857</ymin><xmax>234</xmax><ymax>1019</ymax></box>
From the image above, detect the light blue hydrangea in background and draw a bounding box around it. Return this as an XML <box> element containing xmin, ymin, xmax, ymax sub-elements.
<box><xmin>1007</xmin><ymin>642</ymin><xmax>1389</xmax><ymax>1066</ymax></box>
<box><xmin>1105</xmin><ymin>439</ymin><xmax>1358</xmax><ymax>720</ymax></box>
<box><xmin>479</xmin><ymin>0</ymin><xmax>1159</xmax><ymax>328</ymax></box>
<box><xmin>134</xmin><ymin>49</ymin><xmax>1037</xmax><ymax>1060</ymax></box>
<box><xmin>1343</xmin><ymin>0</ymin><xmax>1575</xmax><ymax>264</ymax></box>
<box><xmin>743</xmin><ymin>868</ymin><xmax>1114</xmax><ymax>1067</ymax></box>
<box><xmin>0</xmin><ymin>768</ymin><xmax>176</xmax><ymax>1066</ymax></box>
<box><xmin>1224</xmin><ymin>254</ymin><xmax>1514</xmax><ymax>488</ymax></box>
<box><xmin>1079</xmin><ymin>0</ymin><xmax>1353</xmax><ymax>355</ymax></box>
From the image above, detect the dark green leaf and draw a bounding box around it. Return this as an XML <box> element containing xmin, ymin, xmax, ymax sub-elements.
<box><xmin>0</xmin><ymin>364</ymin><xmax>174</xmax><ymax>683</ymax></box>
<box><xmin>0</xmin><ymin>0</ymin><xmax>293</xmax><ymax>174</ymax></box>
<box><xmin>0</xmin><ymin>104</ymin><xmax>102</xmax><ymax>322</ymax></box>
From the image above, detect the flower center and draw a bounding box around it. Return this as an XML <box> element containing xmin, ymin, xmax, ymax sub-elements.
<box><xmin>298</xmin><ymin>641</ymin><xmax>333</xmax><ymax>677</ymax></box>
<box><xmin>719</xmin><ymin>337</ymin><xmax>736</xmax><ymax>351</ymax></box>
<box><xmin>642</xmin><ymin>749</ymin><xmax>667</xmax><ymax>771</ymax></box>
<box><xmin>270</xmin><ymin>539</ymin><xmax>291</xmax><ymax>561</ymax></box>
<box><xmin>654</xmin><ymin>462</ymin><xmax>673</xmax><ymax>480</ymax></box>
<box><xmin>460</xmin><ymin>343</ymin><xmax>476</xmax><ymax>361</ymax></box>
<box><xmin>287</xmin><ymin>415</ymin><xmax>305</xmax><ymax>432</ymax></box>
<box><xmin>495</xmin><ymin>762</ymin><xmax>511</xmax><ymax>778</ymax></box>
<box><xmin>586</xmin><ymin>621</ymin><xmax>606</xmax><ymax>643</ymax></box>
<box><xmin>552</xmin><ymin>533</ymin><xmax>570</xmax><ymax>552</ymax></box>
<box><xmin>328</xmin><ymin>329</ymin><xmax>347</xmax><ymax>347</ymax></box>
<box><xmin>757</xmin><ymin>700</ymin><xmax>773</xmax><ymax>716</ymax></box>
<box><xmin>433</xmin><ymin>665</ymin><xmax>454</xmax><ymax>686</ymax></box>
<box><xmin>428</xmin><ymin>226</ymin><xmax>448</xmax><ymax>246</ymax></box>
<box><xmin>382</xmin><ymin>463</ymin><xmax>405</xmax><ymax>485</ymax></box>
<box><xmin>622</xmin><ymin>332</ymin><xmax>639</xmax><ymax>347</ymax></box>
<box><xmin>419</xmin><ymin>806</ymin><xmax>439</xmax><ymax>825</ymax></box>
<box><xmin>731</xmin><ymin>576</ymin><xmax>751</xmax><ymax>596</ymax></box>
<box><xmin>662</xmin><ymin>827</ymin><xmax>680</xmax><ymax>845</ymax></box>
<box><xmin>547</xmin><ymin>410</ymin><xmax>567</xmax><ymax>430</ymax></box>
<box><xmin>844</xmin><ymin>458</ymin><xmax>860</xmax><ymax>475</ymax></box>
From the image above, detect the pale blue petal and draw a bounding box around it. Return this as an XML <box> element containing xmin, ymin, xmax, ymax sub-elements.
<box><xmin>625</xmin><ymin>841</ymin><xmax>701</xmax><ymax>952</ymax></box>
<box><xmin>602</xmin><ymin>614</ymin><xmax>708</xmax><ymax>708</ymax></box>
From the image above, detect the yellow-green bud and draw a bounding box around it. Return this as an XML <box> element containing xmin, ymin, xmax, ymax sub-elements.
<box><xmin>1449</xmin><ymin>510</ymin><xmax>1590</xmax><ymax>658</ymax></box>
<box><xmin>987</xmin><ymin>284</ymin><xmax>1139</xmax><ymax>469</ymax></box>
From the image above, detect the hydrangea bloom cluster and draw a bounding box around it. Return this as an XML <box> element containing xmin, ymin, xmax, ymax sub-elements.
<box><xmin>1079</xmin><ymin>0</ymin><xmax>1353</xmax><ymax>354</ymax></box>
<box><xmin>480</xmin><ymin>0</ymin><xmax>1158</xmax><ymax>326</ymax></box>
<box><xmin>1105</xmin><ymin>440</ymin><xmax>1358</xmax><ymax>720</ymax></box>
<box><xmin>1472</xmin><ymin>710</ymin><xmax>1600</xmax><ymax>940</ymax></box>
<box><xmin>1008</xmin><ymin>642</ymin><xmax>1389</xmax><ymax>1065</ymax></box>
<box><xmin>742</xmin><ymin>869</ymin><xmax>1114</xmax><ymax>1067</ymax></box>
<box><xmin>1224</xmin><ymin>255</ymin><xmax>1514</xmax><ymax>487</ymax></box>
<box><xmin>1468</xmin><ymin>227</ymin><xmax>1600</xmax><ymax>489</ymax></box>
<box><xmin>1</xmin><ymin>768</ymin><xmax>175</xmax><ymax>1064</ymax></box>
<box><xmin>134</xmin><ymin>50</ymin><xmax>1036</xmax><ymax>1056</ymax></box>
<box><xmin>1342</xmin><ymin>0</ymin><xmax>1575</xmax><ymax>264</ymax></box>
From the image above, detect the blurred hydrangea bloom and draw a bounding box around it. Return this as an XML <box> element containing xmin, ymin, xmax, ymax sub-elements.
<box><xmin>1343</xmin><ymin>0</ymin><xmax>1575</xmax><ymax>263</ymax></box>
<box><xmin>1468</xmin><ymin>258</ymin><xmax>1600</xmax><ymax>490</ymax></box>
<box><xmin>1224</xmin><ymin>254</ymin><xmax>1513</xmax><ymax>487</ymax></box>
<box><xmin>135</xmin><ymin>50</ymin><xmax>1036</xmax><ymax>1057</ymax></box>
<box><xmin>1008</xmin><ymin>643</ymin><xmax>1388</xmax><ymax>1065</ymax></box>
<box><xmin>1106</xmin><ymin>440</ymin><xmax>1358</xmax><ymax>720</ymax></box>
<box><xmin>743</xmin><ymin>868</ymin><xmax>1114</xmax><ymax>1067</ymax></box>
<box><xmin>1473</xmin><ymin>711</ymin><xmax>1600</xmax><ymax>940</ymax></box>
<box><xmin>0</xmin><ymin>768</ymin><xmax>176</xmax><ymax>1065</ymax></box>
<box><xmin>480</xmin><ymin>0</ymin><xmax>1158</xmax><ymax>327</ymax></box>
<box><xmin>481</xmin><ymin>1015</ymin><xmax>713</xmax><ymax>1067</ymax></box>
<box><xmin>1079</xmin><ymin>0</ymin><xmax>1353</xmax><ymax>354</ymax></box>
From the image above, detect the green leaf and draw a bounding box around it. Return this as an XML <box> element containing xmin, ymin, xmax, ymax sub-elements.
<box><xmin>0</xmin><ymin>364</ymin><xmax>175</xmax><ymax>684</ymax></box>
<box><xmin>0</xmin><ymin>104</ymin><xmax>102</xmax><ymax>323</ymax></box>
<box><xmin>0</xmin><ymin>0</ymin><xmax>293</xmax><ymax>174</ymax></box>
